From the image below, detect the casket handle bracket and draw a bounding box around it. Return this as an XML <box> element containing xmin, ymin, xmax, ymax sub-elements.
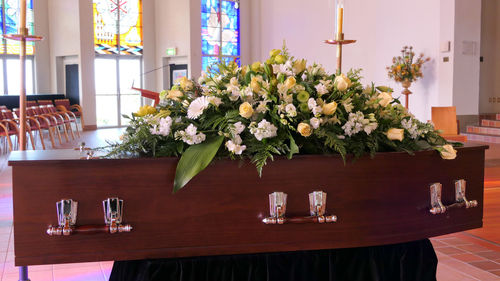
<box><xmin>46</xmin><ymin>199</ymin><xmax>78</xmax><ymax>236</ymax></box>
<box><xmin>429</xmin><ymin>180</ymin><xmax>478</xmax><ymax>215</ymax></box>
<box><xmin>262</xmin><ymin>191</ymin><xmax>337</xmax><ymax>224</ymax></box>
<box><xmin>103</xmin><ymin>197</ymin><xmax>133</xmax><ymax>233</ymax></box>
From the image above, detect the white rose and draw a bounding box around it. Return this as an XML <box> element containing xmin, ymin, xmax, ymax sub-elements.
<box><xmin>378</xmin><ymin>92</ymin><xmax>393</xmax><ymax>107</ymax></box>
<box><xmin>386</xmin><ymin>128</ymin><xmax>404</xmax><ymax>141</ymax></box>
<box><xmin>334</xmin><ymin>74</ymin><xmax>352</xmax><ymax>91</ymax></box>
<box><xmin>440</xmin><ymin>144</ymin><xmax>457</xmax><ymax>160</ymax></box>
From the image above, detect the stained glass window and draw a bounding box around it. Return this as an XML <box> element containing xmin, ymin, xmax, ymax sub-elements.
<box><xmin>201</xmin><ymin>0</ymin><xmax>240</xmax><ymax>72</ymax></box>
<box><xmin>0</xmin><ymin>0</ymin><xmax>35</xmax><ymax>55</ymax></box>
<box><xmin>93</xmin><ymin>0</ymin><xmax>143</xmax><ymax>56</ymax></box>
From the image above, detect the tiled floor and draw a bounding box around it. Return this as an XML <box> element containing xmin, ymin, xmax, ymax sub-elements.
<box><xmin>0</xmin><ymin>128</ymin><xmax>499</xmax><ymax>280</ymax></box>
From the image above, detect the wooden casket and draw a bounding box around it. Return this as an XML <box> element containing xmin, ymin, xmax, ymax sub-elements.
<box><xmin>8</xmin><ymin>145</ymin><xmax>487</xmax><ymax>266</ymax></box>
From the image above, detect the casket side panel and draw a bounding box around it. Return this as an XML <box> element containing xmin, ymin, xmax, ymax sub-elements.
<box><xmin>10</xmin><ymin>146</ymin><xmax>486</xmax><ymax>266</ymax></box>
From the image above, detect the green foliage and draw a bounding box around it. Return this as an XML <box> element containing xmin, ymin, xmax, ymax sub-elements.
<box><xmin>173</xmin><ymin>136</ymin><xmax>224</xmax><ymax>193</ymax></box>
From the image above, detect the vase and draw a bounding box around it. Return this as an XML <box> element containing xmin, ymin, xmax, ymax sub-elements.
<box><xmin>401</xmin><ymin>79</ymin><xmax>412</xmax><ymax>109</ymax></box>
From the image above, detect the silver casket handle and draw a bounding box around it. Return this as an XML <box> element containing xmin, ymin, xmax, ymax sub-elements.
<box><xmin>47</xmin><ymin>197</ymin><xmax>132</xmax><ymax>236</ymax></box>
<box><xmin>429</xmin><ymin>180</ymin><xmax>478</xmax><ymax>215</ymax></box>
<box><xmin>262</xmin><ymin>191</ymin><xmax>337</xmax><ymax>224</ymax></box>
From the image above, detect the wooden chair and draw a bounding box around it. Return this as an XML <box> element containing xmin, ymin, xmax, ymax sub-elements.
<box><xmin>37</xmin><ymin>100</ymin><xmax>54</xmax><ymax>106</ymax></box>
<box><xmin>26</xmin><ymin>100</ymin><xmax>37</xmax><ymax>107</ymax></box>
<box><xmin>18</xmin><ymin>107</ymin><xmax>60</xmax><ymax>147</ymax></box>
<box><xmin>44</xmin><ymin>104</ymin><xmax>79</xmax><ymax>139</ymax></box>
<box><xmin>431</xmin><ymin>106</ymin><xmax>467</xmax><ymax>142</ymax></box>
<box><xmin>31</xmin><ymin>106</ymin><xmax>66</xmax><ymax>143</ymax></box>
<box><xmin>1</xmin><ymin>110</ymin><xmax>37</xmax><ymax>150</ymax></box>
<box><xmin>54</xmin><ymin>99</ymin><xmax>84</xmax><ymax>128</ymax></box>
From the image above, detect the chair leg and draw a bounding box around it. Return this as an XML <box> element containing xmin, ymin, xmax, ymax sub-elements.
<box><xmin>6</xmin><ymin>135</ymin><xmax>12</xmax><ymax>152</ymax></box>
<box><xmin>67</xmin><ymin>123</ymin><xmax>75</xmax><ymax>140</ymax></box>
<box><xmin>47</xmin><ymin>128</ymin><xmax>56</xmax><ymax>148</ymax></box>
<box><xmin>54</xmin><ymin>127</ymin><xmax>63</xmax><ymax>144</ymax></box>
<box><xmin>61</xmin><ymin>125</ymin><xmax>69</xmax><ymax>142</ymax></box>
<box><xmin>38</xmin><ymin>129</ymin><xmax>46</xmax><ymax>150</ymax></box>
<box><xmin>28</xmin><ymin>131</ymin><xmax>36</xmax><ymax>150</ymax></box>
<box><xmin>74</xmin><ymin>121</ymin><xmax>81</xmax><ymax>138</ymax></box>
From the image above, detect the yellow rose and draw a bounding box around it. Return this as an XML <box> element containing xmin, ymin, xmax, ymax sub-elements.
<box><xmin>251</xmin><ymin>62</ymin><xmax>261</xmax><ymax>72</ymax></box>
<box><xmin>297</xmin><ymin>123</ymin><xmax>312</xmax><ymax>137</ymax></box>
<box><xmin>386</xmin><ymin>128</ymin><xmax>404</xmax><ymax>141</ymax></box>
<box><xmin>334</xmin><ymin>74</ymin><xmax>352</xmax><ymax>91</ymax></box>
<box><xmin>293</xmin><ymin>59</ymin><xmax>307</xmax><ymax>74</ymax></box>
<box><xmin>440</xmin><ymin>144</ymin><xmax>457</xmax><ymax>160</ymax></box>
<box><xmin>239</xmin><ymin>102</ymin><xmax>254</xmax><ymax>119</ymax></box>
<box><xmin>378</xmin><ymin>92</ymin><xmax>393</xmax><ymax>107</ymax></box>
<box><xmin>322</xmin><ymin>101</ymin><xmax>338</xmax><ymax>115</ymax></box>
<box><xmin>250</xmin><ymin>77</ymin><xmax>261</xmax><ymax>93</ymax></box>
<box><xmin>274</xmin><ymin>55</ymin><xmax>286</xmax><ymax>64</ymax></box>
<box><xmin>178</xmin><ymin>77</ymin><xmax>193</xmax><ymax>91</ymax></box>
<box><xmin>166</xmin><ymin>90</ymin><xmax>184</xmax><ymax>101</ymax></box>
<box><xmin>269</xmin><ymin>49</ymin><xmax>281</xmax><ymax>57</ymax></box>
<box><xmin>284</xmin><ymin>76</ymin><xmax>296</xmax><ymax>89</ymax></box>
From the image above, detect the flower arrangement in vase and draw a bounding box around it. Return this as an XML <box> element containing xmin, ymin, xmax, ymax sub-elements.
<box><xmin>386</xmin><ymin>46</ymin><xmax>430</xmax><ymax>109</ymax></box>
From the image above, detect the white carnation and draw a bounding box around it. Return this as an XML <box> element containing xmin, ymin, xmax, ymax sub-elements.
<box><xmin>175</xmin><ymin>124</ymin><xmax>206</xmax><ymax>145</ymax></box>
<box><xmin>285</xmin><ymin>104</ymin><xmax>297</xmax><ymax>117</ymax></box>
<box><xmin>230</xmin><ymin>121</ymin><xmax>246</xmax><ymax>136</ymax></box>
<box><xmin>226</xmin><ymin>140</ymin><xmax>246</xmax><ymax>155</ymax></box>
<box><xmin>310</xmin><ymin>117</ymin><xmax>320</xmax><ymax>129</ymax></box>
<box><xmin>315</xmin><ymin>83</ymin><xmax>328</xmax><ymax>96</ymax></box>
<box><xmin>150</xmin><ymin>116</ymin><xmax>173</xmax><ymax>137</ymax></box>
<box><xmin>249</xmin><ymin>119</ymin><xmax>278</xmax><ymax>141</ymax></box>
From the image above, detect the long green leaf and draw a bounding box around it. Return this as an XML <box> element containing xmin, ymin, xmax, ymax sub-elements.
<box><xmin>173</xmin><ymin>136</ymin><xmax>224</xmax><ymax>193</ymax></box>
<box><xmin>288</xmin><ymin>135</ymin><xmax>299</xmax><ymax>159</ymax></box>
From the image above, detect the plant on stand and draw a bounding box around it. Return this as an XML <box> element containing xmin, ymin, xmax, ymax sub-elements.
<box><xmin>387</xmin><ymin>46</ymin><xmax>430</xmax><ymax>109</ymax></box>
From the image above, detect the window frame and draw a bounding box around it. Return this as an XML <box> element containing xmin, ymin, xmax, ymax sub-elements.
<box><xmin>0</xmin><ymin>0</ymin><xmax>36</xmax><ymax>95</ymax></box>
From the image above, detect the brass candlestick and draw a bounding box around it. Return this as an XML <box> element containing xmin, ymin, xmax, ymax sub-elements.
<box><xmin>3</xmin><ymin>0</ymin><xmax>43</xmax><ymax>151</ymax></box>
<box><xmin>324</xmin><ymin>33</ymin><xmax>356</xmax><ymax>73</ymax></box>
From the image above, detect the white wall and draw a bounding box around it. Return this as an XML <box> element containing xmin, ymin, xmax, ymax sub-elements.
<box><xmin>250</xmin><ymin>0</ymin><xmax>482</xmax><ymax>121</ymax></box>
<box><xmin>251</xmin><ymin>0</ymin><xmax>440</xmax><ymax>121</ymax></box>
<box><xmin>33</xmin><ymin>0</ymin><xmax>51</xmax><ymax>93</ymax></box>
<box><xmin>453</xmin><ymin>0</ymin><xmax>481</xmax><ymax>115</ymax></box>
<box><xmin>479</xmin><ymin>0</ymin><xmax>500</xmax><ymax>113</ymax></box>
<box><xmin>47</xmin><ymin>0</ymin><xmax>81</xmax><ymax>93</ymax></box>
<box><xmin>154</xmin><ymin>0</ymin><xmax>190</xmax><ymax>90</ymax></box>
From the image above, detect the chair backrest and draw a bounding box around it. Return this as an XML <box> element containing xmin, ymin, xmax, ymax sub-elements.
<box><xmin>54</xmin><ymin>99</ymin><xmax>71</xmax><ymax>110</ymax></box>
<box><xmin>38</xmin><ymin>105</ymin><xmax>51</xmax><ymax>115</ymax></box>
<box><xmin>431</xmin><ymin>106</ymin><xmax>458</xmax><ymax>135</ymax></box>
<box><xmin>0</xmin><ymin>105</ymin><xmax>7</xmax><ymax>110</ymax></box>
<box><xmin>37</xmin><ymin>100</ymin><xmax>54</xmax><ymax>106</ymax></box>
<box><xmin>30</xmin><ymin>106</ymin><xmax>44</xmax><ymax>116</ymax></box>
<box><xmin>26</xmin><ymin>101</ymin><xmax>37</xmax><ymax>107</ymax></box>
<box><xmin>47</xmin><ymin>104</ymin><xmax>58</xmax><ymax>113</ymax></box>
<box><xmin>1</xmin><ymin>110</ymin><xmax>15</xmax><ymax>120</ymax></box>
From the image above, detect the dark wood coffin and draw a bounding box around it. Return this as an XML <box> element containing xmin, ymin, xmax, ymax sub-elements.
<box><xmin>8</xmin><ymin>145</ymin><xmax>487</xmax><ymax>266</ymax></box>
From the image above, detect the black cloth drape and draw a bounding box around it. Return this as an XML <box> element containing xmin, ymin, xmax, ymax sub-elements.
<box><xmin>109</xmin><ymin>239</ymin><xmax>437</xmax><ymax>281</ymax></box>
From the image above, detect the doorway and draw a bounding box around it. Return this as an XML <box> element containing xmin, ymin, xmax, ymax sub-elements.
<box><xmin>95</xmin><ymin>57</ymin><xmax>143</xmax><ymax>127</ymax></box>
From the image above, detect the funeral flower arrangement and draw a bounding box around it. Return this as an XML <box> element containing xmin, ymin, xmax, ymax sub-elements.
<box><xmin>108</xmin><ymin>46</ymin><xmax>457</xmax><ymax>192</ymax></box>
<box><xmin>387</xmin><ymin>46</ymin><xmax>430</xmax><ymax>83</ymax></box>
